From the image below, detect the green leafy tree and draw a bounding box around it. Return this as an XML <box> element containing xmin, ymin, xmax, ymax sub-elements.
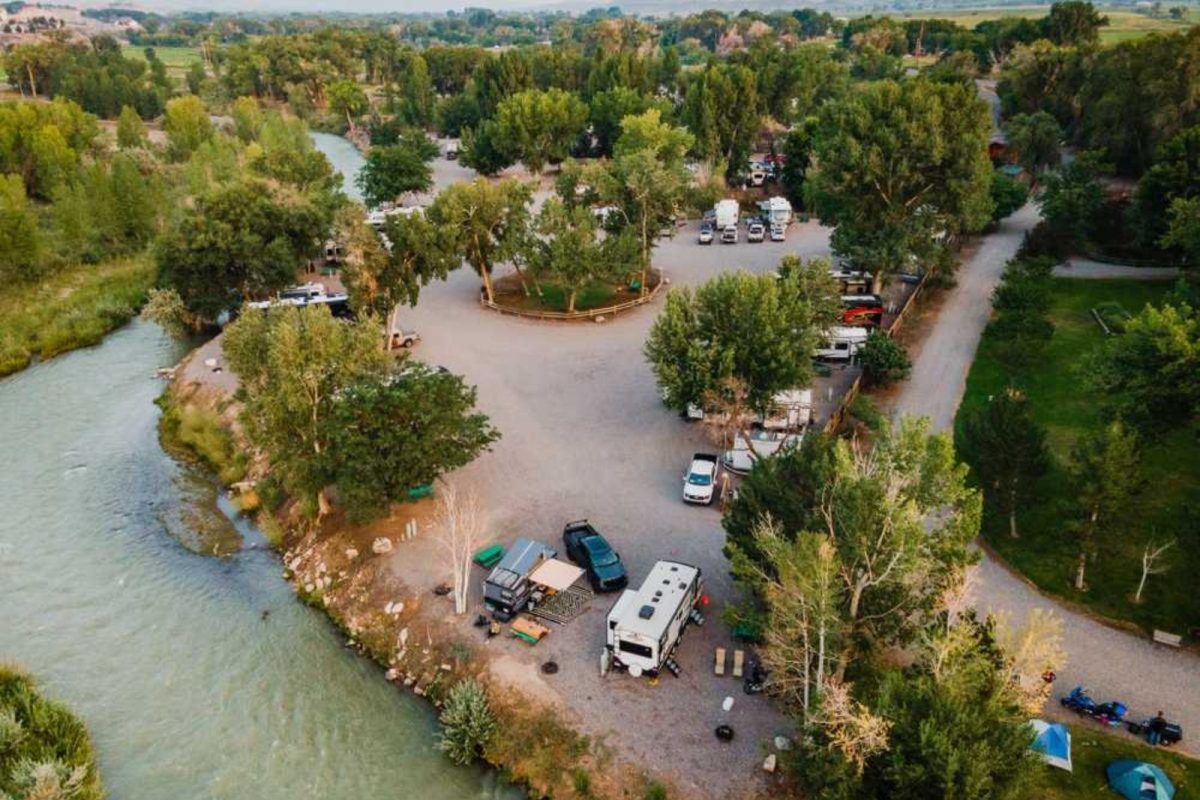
<box><xmin>960</xmin><ymin>388</ymin><xmax>1050</xmax><ymax>539</ymax></box>
<box><xmin>223</xmin><ymin>305</ymin><xmax>390</xmax><ymax>516</ymax></box>
<box><xmin>858</xmin><ymin>331</ymin><xmax>911</xmax><ymax>386</ymax></box>
<box><xmin>1069</xmin><ymin>421</ymin><xmax>1142</xmax><ymax>590</ymax></box>
<box><xmin>156</xmin><ymin>180</ymin><xmax>329</xmax><ymax>321</ymax></box>
<box><xmin>459</xmin><ymin>119</ymin><xmax>513</xmax><ymax>176</ymax></box>
<box><xmin>682</xmin><ymin>62</ymin><xmax>761</xmax><ymax>174</ymax></box>
<box><xmin>1132</xmin><ymin>126</ymin><xmax>1200</xmax><ymax>253</ymax></box>
<box><xmin>231</xmin><ymin>95</ymin><xmax>263</xmax><ymax>143</ymax></box>
<box><xmin>115</xmin><ymin>104</ymin><xmax>145</xmax><ymax>149</ymax></box>
<box><xmin>814</xmin><ymin>78</ymin><xmax>993</xmax><ymax>292</ymax></box>
<box><xmin>0</xmin><ymin>173</ymin><xmax>40</xmax><ymax>283</ymax></box>
<box><xmin>1043</xmin><ymin>0</ymin><xmax>1108</xmax><ymax>46</ymax></box>
<box><xmin>323</xmin><ymin>367</ymin><xmax>499</xmax><ymax>522</ymax></box>
<box><xmin>1037</xmin><ymin>152</ymin><xmax>1106</xmax><ymax>251</ymax></box>
<box><xmin>1086</xmin><ymin>301</ymin><xmax>1200</xmax><ymax>432</ymax></box>
<box><xmin>588</xmin><ymin>86</ymin><xmax>652</xmax><ymax>157</ymax></box>
<box><xmin>438</xmin><ymin>679</ymin><xmax>497</xmax><ymax>766</ymax></box>
<box><xmin>990</xmin><ymin>172</ymin><xmax>1029</xmax><ymax>223</ymax></box>
<box><xmin>427</xmin><ymin>177</ymin><xmax>531</xmax><ymax>304</ymax></box>
<box><xmin>529</xmin><ymin>198</ymin><xmax>637</xmax><ymax>312</ymax></box>
<box><xmin>163</xmin><ymin>95</ymin><xmax>214</xmax><ymax>161</ymax></box>
<box><xmin>493</xmin><ymin>88</ymin><xmax>587</xmax><ymax>174</ymax></box>
<box><xmin>1160</xmin><ymin>196</ymin><xmax>1200</xmax><ymax>264</ymax></box>
<box><xmin>327</xmin><ymin>79</ymin><xmax>368</xmax><ymax>129</ymax></box>
<box><xmin>645</xmin><ymin>261</ymin><xmax>841</xmax><ymax>414</ymax></box>
<box><xmin>355</xmin><ymin>131</ymin><xmax>437</xmax><ymax>208</ymax></box>
<box><xmin>1003</xmin><ymin>111</ymin><xmax>1062</xmax><ymax>187</ymax></box>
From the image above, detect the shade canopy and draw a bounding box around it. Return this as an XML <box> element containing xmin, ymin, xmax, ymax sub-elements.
<box><xmin>1106</xmin><ymin>760</ymin><xmax>1176</xmax><ymax>800</ymax></box>
<box><xmin>528</xmin><ymin>559</ymin><xmax>584</xmax><ymax>592</ymax></box>
<box><xmin>1028</xmin><ymin>719</ymin><xmax>1072</xmax><ymax>772</ymax></box>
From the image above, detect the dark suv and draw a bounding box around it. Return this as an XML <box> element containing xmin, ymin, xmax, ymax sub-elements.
<box><xmin>562</xmin><ymin>520</ymin><xmax>628</xmax><ymax>592</ymax></box>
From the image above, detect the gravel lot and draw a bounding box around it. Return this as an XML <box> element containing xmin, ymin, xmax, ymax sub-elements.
<box><xmin>384</xmin><ymin>220</ymin><xmax>840</xmax><ymax>798</ymax></box>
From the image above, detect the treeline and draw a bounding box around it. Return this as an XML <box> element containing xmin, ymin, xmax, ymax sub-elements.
<box><xmin>3</xmin><ymin>35</ymin><xmax>174</xmax><ymax>119</ymax></box>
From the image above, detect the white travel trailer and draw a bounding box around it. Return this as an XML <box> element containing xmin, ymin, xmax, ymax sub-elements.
<box><xmin>714</xmin><ymin>199</ymin><xmax>740</xmax><ymax>229</ymax></box>
<box><xmin>722</xmin><ymin>429</ymin><xmax>803</xmax><ymax>474</ymax></box>
<box><xmin>815</xmin><ymin>326</ymin><xmax>869</xmax><ymax>361</ymax></box>
<box><xmin>761</xmin><ymin>388</ymin><xmax>813</xmax><ymax>431</ymax></box>
<box><xmin>759</xmin><ymin>196</ymin><xmax>793</xmax><ymax>227</ymax></box>
<box><xmin>605</xmin><ymin>561</ymin><xmax>704</xmax><ymax>678</ymax></box>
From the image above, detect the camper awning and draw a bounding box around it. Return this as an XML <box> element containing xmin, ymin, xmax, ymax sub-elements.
<box><xmin>529</xmin><ymin>559</ymin><xmax>584</xmax><ymax>592</ymax></box>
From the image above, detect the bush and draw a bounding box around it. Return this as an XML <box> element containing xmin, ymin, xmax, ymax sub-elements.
<box><xmin>438</xmin><ymin>679</ymin><xmax>497</xmax><ymax>766</ymax></box>
<box><xmin>990</xmin><ymin>171</ymin><xmax>1028</xmax><ymax>224</ymax></box>
<box><xmin>1018</xmin><ymin>220</ymin><xmax>1072</xmax><ymax>261</ymax></box>
<box><xmin>859</xmin><ymin>331</ymin><xmax>911</xmax><ymax>386</ymax></box>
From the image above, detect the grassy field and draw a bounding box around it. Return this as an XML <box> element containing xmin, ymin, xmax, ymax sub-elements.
<box><xmin>957</xmin><ymin>278</ymin><xmax>1200</xmax><ymax>635</ymax></box>
<box><xmin>0</xmin><ymin>256</ymin><xmax>156</xmax><ymax>377</ymax></box>
<box><xmin>120</xmin><ymin>44</ymin><xmax>203</xmax><ymax>84</ymax></box>
<box><xmin>886</xmin><ymin>6</ymin><xmax>1197</xmax><ymax>44</ymax></box>
<box><xmin>1043</xmin><ymin>726</ymin><xmax>1194</xmax><ymax>799</ymax></box>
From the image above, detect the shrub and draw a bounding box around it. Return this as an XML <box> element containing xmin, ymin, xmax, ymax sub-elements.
<box><xmin>1018</xmin><ymin>220</ymin><xmax>1072</xmax><ymax>261</ymax></box>
<box><xmin>859</xmin><ymin>331</ymin><xmax>911</xmax><ymax>386</ymax></box>
<box><xmin>437</xmin><ymin>679</ymin><xmax>497</xmax><ymax>766</ymax></box>
<box><xmin>645</xmin><ymin>783</ymin><xmax>668</xmax><ymax>800</ymax></box>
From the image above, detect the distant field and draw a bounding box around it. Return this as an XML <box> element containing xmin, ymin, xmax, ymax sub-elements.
<box><xmin>885</xmin><ymin>6</ymin><xmax>1197</xmax><ymax>44</ymax></box>
<box><xmin>120</xmin><ymin>44</ymin><xmax>203</xmax><ymax>83</ymax></box>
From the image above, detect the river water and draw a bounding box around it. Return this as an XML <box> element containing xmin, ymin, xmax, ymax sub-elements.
<box><xmin>0</xmin><ymin>137</ymin><xmax>513</xmax><ymax>798</ymax></box>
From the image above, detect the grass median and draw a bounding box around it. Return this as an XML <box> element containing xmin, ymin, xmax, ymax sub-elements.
<box><xmin>957</xmin><ymin>278</ymin><xmax>1200</xmax><ymax>635</ymax></box>
<box><xmin>0</xmin><ymin>255</ymin><xmax>156</xmax><ymax>377</ymax></box>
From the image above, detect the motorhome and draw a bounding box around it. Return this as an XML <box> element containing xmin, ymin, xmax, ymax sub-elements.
<box><xmin>815</xmin><ymin>326</ymin><xmax>869</xmax><ymax>361</ymax></box>
<box><xmin>714</xmin><ymin>199</ymin><xmax>739</xmax><ymax>230</ymax></box>
<box><xmin>759</xmin><ymin>197</ymin><xmax>793</xmax><ymax>227</ymax></box>
<box><xmin>245</xmin><ymin>283</ymin><xmax>352</xmax><ymax>318</ymax></box>
<box><xmin>722</xmin><ymin>429</ymin><xmax>803</xmax><ymax>474</ymax></box>
<box><xmin>605</xmin><ymin>561</ymin><xmax>704</xmax><ymax>678</ymax></box>
<box><xmin>483</xmin><ymin>538</ymin><xmax>558</xmax><ymax>621</ymax></box>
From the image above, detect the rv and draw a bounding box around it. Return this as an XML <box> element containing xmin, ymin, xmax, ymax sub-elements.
<box><xmin>830</xmin><ymin>270</ymin><xmax>873</xmax><ymax>294</ymax></box>
<box><xmin>605</xmin><ymin>561</ymin><xmax>704</xmax><ymax>678</ymax></box>
<box><xmin>761</xmin><ymin>388</ymin><xmax>813</xmax><ymax>431</ymax></box>
<box><xmin>714</xmin><ymin>199</ymin><xmax>739</xmax><ymax>230</ymax></box>
<box><xmin>722</xmin><ymin>429</ymin><xmax>803</xmax><ymax>475</ymax></box>
<box><xmin>483</xmin><ymin>538</ymin><xmax>557</xmax><ymax>621</ymax></box>
<box><xmin>759</xmin><ymin>197</ymin><xmax>793</xmax><ymax>227</ymax></box>
<box><xmin>815</xmin><ymin>326</ymin><xmax>869</xmax><ymax>361</ymax></box>
<box><xmin>245</xmin><ymin>283</ymin><xmax>352</xmax><ymax>318</ymax></box>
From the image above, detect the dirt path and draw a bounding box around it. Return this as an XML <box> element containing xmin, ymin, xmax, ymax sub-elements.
<box><xmin>889</xmin><ymin>204</ymin><xmax>1200</xmax><ymax>757</ymax></box>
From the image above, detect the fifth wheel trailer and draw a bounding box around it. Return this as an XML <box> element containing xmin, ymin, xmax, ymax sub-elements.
<box><xmin>605</xmin><ymin>561</ymin><xmax>704</xmax><ymax>678</ymax></box>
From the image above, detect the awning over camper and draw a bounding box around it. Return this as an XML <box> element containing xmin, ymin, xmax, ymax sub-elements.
<box><xmin>529</xmin><ymin>559</ymin><xmax>584</xmax><ymax>592</ymax></box>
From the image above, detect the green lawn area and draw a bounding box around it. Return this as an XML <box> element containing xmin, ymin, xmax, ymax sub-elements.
<box><xmin>1043</xmin><ymin>726</ymin><xmax>1194</xmax><ymax>799</ymax></box>
<box><xmin>957</xmin><ymin>278</ymin><xmax>1200</xmax><ymax>635</ymax></box>
<box><xmin>0</xmin><ymin>255</ymin><xmax>156</xmax><ymax>376</ymax></box>
<box><xmin>120</xmin><ymin>44</ymin><xmax>202</xmax><ymax>83</ymax></box>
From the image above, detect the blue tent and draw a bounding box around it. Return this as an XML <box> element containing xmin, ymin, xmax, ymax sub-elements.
<box><xmin>1107</xmin><ymin>760</ymin><xmax>1175</xmax><ymax>800</ymax></box>
<box><xmin>1029</xmin><ymin>719</ymin><xmax>1072</xmax><ymax>772</ymax></box>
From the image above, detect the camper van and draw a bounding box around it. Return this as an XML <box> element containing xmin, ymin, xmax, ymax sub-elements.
<box><xmin>759</xmin><ymin>196</ymin><xmax>793</xmax><ymax>227</ymax></box>
<box><xmin>483</xmin><ymin>538</ymin><xmax>557</xmax><ymax>621</ymax></box>
<box><xmin>816</xmin><ymin>326</ymin><xmax>869</xmax><ymax>361</ymax></box>
<box><xmin>605</xmin><ymin>561</ymin><xmax>704</xmax><ymax>678</ymax></box>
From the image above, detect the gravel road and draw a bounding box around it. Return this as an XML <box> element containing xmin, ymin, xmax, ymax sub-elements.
<box><xmin>890</xmin><ymin>204</ymin><xmax>1200</xmax><ymax>757</ymax></box>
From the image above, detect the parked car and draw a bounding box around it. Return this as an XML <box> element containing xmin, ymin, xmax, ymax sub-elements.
<box><xmin>698</xmin><ymin>223</ymin><xmax>714</xmax><ymax>245</ymax></box>
<box><xmin>720</xmin><ymin>225</ymin><xmax>738</xmax><ymax>244</ymax></box>
<box><xmin>682</xmin><ymin>453</ymin><xmax>719</xmax><ymax>504</ymax></box>
<box><xmin>445</xmin><ymin>146</ymin><xmax>459</xmax><ymax>160</ymax></box>
<box><xmin>747</xmin><ymin>223</ymin><xmax>765</xmax><ymax>243</ymax></box>
<box><xmin>562</xmin><ymin>520</ymin><xmax>628</xmax><ymax>592</ymax></box>
<box><xmin>389</xmin><ymin>327</ymin><xmax>421</xmax><ymax>349</ymax></box>
<box><xmin>769</xmin><ymin>224</ymin><xmax>786</xmax><ymax>242</ymax></box>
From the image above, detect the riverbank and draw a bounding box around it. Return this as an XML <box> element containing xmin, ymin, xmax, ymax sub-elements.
<box><xmin>163</xmin><ymin>352</ymin><xmax>679</xmax><ymax>800</ymax></box>
<box><xmin>0</xmin><ymin>254</ymin><xmax>155</xmax><ymax>377</ymax></box>
<box><xmin>0</xmin><ymin>665</ymin><xmax>103</xmax><ymax>800</ymax></box>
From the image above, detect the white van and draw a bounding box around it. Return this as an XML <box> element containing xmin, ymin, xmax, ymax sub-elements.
<box><xmin>815</xmin><ymin>327</ymin><xmax>869</xmax><ymax>361</ymax></box>
<box><xmin>605</xmin><ymin>561</ymin><xmax>704</xmax><ymax>678</ymax></box>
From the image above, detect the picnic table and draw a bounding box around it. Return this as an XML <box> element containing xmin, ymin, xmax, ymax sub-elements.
<box><xmin>511</xmin><ymin>617</ymin><xmax>550</xmax><ymax>645</ymax></box>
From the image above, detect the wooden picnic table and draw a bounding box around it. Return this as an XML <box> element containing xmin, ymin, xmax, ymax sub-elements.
<box><xmin>511</xmin><ymin>616</ymin><xmax>550</xmax><ymax>645</ymax></box>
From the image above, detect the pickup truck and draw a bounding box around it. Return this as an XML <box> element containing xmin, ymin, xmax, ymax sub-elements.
<box><xmin>562</xmin><ymin>520</ymin><xmax>628</xmax><ymax>592</ymax></box>
<box><xmin>720</xmin><ymin>225</ymin><xmax>738</xmax><ymax>244</ymax></box>
<box><xmin>682</xmin><ymin>453</ymin><xmax>719</xmax><ymax>505</ymax></box>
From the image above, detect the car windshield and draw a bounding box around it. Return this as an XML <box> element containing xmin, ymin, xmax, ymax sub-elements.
<box><xmin>688</xmin><ymin>471</ymin><xmax>712</xmax><ymax>487</ymax></box>
<box><xmin>584</xmin><ymin>537</ymin><xmax>618</xmax><ymax>567</ymax></box>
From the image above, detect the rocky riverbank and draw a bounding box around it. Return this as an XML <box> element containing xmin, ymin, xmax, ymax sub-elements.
<box><xmin>163</xmin><ymin>341</ymin><xmax>683</xmax><ymax>800</ymax></box>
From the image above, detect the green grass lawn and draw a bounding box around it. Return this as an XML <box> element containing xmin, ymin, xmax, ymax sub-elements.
<box><xmin>1044</xmin><ymin>727</ymin><xmax>1194</xmax><ymax>799</ymax></box>
<box><xmin>0</xmin><ymin>255</ymin><xmax>156</xmax><ymax>377</ymax></box>
<box><xmin>957</xmin><ymin>278</ymin><xmax>1200</xmax><ymax>635</ymax></box>
<box><xmin>120</xmin><ymin>45</ymin><xmax>202</xmax><ymax>83</ymax></box>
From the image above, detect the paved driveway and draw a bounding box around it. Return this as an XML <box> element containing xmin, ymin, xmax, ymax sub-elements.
<box><xmin>890</xmin><ymin>204</ymin><xmax>1200</xmax><ymax>756</ymax></box>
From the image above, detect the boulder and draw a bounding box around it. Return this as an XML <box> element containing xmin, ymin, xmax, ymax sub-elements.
<box><xmin>774</xmin><ymin>736</ymin><xmax>792</xmax><ymax>752</ymax></box>
<box><xmin>345</xmin><ymin>548</ymin><xmax>358</xmax><ymax>560</ymax></box>
<box><xmin>762</xmin><ymin>754</ymin><xmax>777</xmax><ymax>773</ymax></box>
<box><xmin>371</xmin><ymin>537</ymin><xmax>393</xmax><ymax>555</ymax></box>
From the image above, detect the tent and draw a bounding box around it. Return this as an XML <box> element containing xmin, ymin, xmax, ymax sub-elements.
<box><xmin>1028</xmin><ymin>719</ymin><xmax>1072</xmax><ymax>772</ymax></box>
<box><xmin>1106</xmin><ymin>760</ymin><xmax>1176</xmax><ymax>800</ymax></box>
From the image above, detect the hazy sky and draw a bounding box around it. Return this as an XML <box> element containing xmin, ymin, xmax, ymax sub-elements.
<box><xmin>90</xmin><ymin>0</ymin><xmax>816</xmax><ymax>15</ymax></box>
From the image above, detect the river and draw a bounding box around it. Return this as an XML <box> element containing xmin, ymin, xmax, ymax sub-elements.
<box><xmin>0</xmin><ymin>137</ymin><xmax>513</xmax><ymax>799</ymax></box>
<box><xmin>312</xmin><ymin>131</ymin><xmax>366</xmax><ymax>202</ymax></box>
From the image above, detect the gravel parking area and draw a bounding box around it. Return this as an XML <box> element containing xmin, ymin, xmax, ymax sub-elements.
<box><xmin>383</xmin><ymin>219</ymin><xmax>835</xmax><ymax>798</ymax></box>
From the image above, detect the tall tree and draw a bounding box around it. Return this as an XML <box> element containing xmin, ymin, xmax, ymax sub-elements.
<box><xmin>327</xmin><ymin>79</ymin><xmax>368</xmax><ymax>130</ymax></box>
<box><xmin>1043</xmin><ymin>1</ymin><xmax>1108</xmax><ymax>46</ymax></box>
<box><xmin>529</xmin><ymin>198</ymin><xmax>636</xmax><ymax>313</ymax></box>
<box><xmin>163</xmin><ymin>95</ymin><xmax>214</xmax><ymax>161</ymax></box>
<box><xmin>814</xmin><ymin>78</ymin><xmax>993</xmax><ymax>291</ymax></box>
<box><xmin>115</xmin><ymin>104</ymin><xmax>145</xmax><ymax>149</ymax></box>
<box><xmin>493</xmin><ymin>88</ymin><xmax>588</xmax><ymax>174</ymax></box>
<box><xmin>355</xmin><ymin>132</ymin><xmax>437</xmax><ymax>208</ymax></box>
<box><xmin>1003</xmin><ymin>111</ymin><xmax>1062</xmax><ymax>187</ymax></box>
<box><xmin>960</xmin><ymin>389</ymin><xmax>1050</xmax><ymax>539</ymax></box>
<box><xmin>0</xmin><ymin>173</ymin><xmax>41</xmax><ymax>283</ymax></box>
<box><xmin>1069</xmin><ymin>421</ymin><xmax>1142</xmax><ymax>590</ymax></box>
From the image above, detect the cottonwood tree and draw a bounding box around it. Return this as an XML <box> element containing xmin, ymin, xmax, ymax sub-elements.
<box><xmin>434</xmin><ymin>483</ymin><xmax>487</xmax><ymax>615</ymax></box>
<box><xmin>992</xmin><ymin>608</ymin><xmax>1067</xmax><ymax>713</ymax></box>
<box><xmin>327</xmin><ymin>79</ymin><xmax>367</xmax><ymax>130</ymax></box>
<box><xmin>0</xmin><ymin>174</ymin><xmax>41</xmax><ymax>283</ymax></box>
<box><xmin>223</xmin><ymin>305</ymin><xmax>390</xmax><ymax>518</ymax></box>
<box><xmin>528</xmin><ymin>197</ymin><xmax>637</xmax><ymax>312</ymax></box>
<box><xmin>427</xmin><ymin>177</ymin><xmax>532</xmax><ymax>304</ymax></box>
<box><xmin>960</xmin><ymin>389</ymin><xmax>1050</xmax><ymax>538</ymax></box>
<box><xmin>813</xmin><ymin>78</ymin><xmax>993</xmax><ymax>292</ymax></box>
<box><xmin>1003</xmin><ymin>111</ymin><xmax>1062</xmax><ymax>187</ymax></box>
<box><xmin>1134</xmin><ymin>539</ymin><xmax>1175</xmax><ymax>603</ymax></box>
<box><xmin>323</xmin><ymin>372</ymin><xmax>498</xmax><ymax>524</ymax></box>
<box><xmin>115</xmin><ymin>104</ymin><xmax>145</xmax><ymax>149</ymax></box>
<box><xmin>857</xmin><ymin>331</ymin><xmax>911</xmax><ymax>386</ymax></box>
<box><xmin>163</xmin><ymin>95</ymin><xmax>213</xmax><ymax>161</ymax></box>
<box><xmin>355</xmin><ymin>131</ymin><xmax>437</xmax><ymax>208</ymax></box>
<box><xmin>493</xmin><ymin>88</ymin><xmax>587</xmax><ymax>174</ymax></box>
<box><xmin>1069</xmin><ymin>421</ymin><xmax>1142</xmax><ymax>590</ymax></box>
<box><xmin>1161</xmin><ymin>197</ymin><xmax>1200</xmax><ymax>265</ymax></box>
